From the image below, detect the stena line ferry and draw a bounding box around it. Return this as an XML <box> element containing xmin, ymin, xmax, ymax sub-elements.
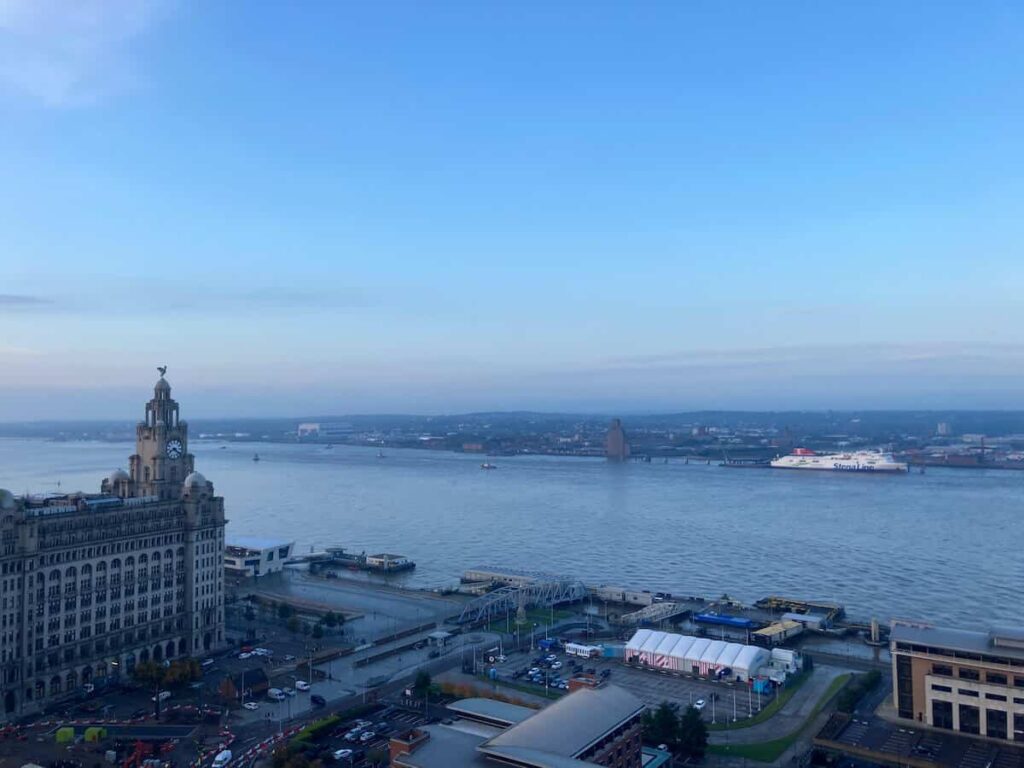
<box><xmin>770</xmin><ymin>447</ymin><xmax>908</xmax><ymax>473</ymax></box>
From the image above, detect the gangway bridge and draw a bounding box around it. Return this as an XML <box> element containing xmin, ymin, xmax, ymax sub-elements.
<box><xmin>456</xmin><ymin>566</ymin><xmax>588</xmax><ymax>625</ymax></box>
<box><xmin>618</xmin><ymin>601</ymin><xmax>688</xmax><ymax>626</ymax></box>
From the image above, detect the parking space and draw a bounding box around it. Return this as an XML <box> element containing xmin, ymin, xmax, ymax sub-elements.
<box><xmin>487</xmin><ymin>646</ymin><xmax>765</xmax><ymax>722</ymax></box>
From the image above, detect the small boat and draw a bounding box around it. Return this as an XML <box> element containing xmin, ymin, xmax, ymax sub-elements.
<box><xmin>219</xmin><ymin>445</ymin><xmax>227</xmax><ymax>450</ymax></box>
<box><xmin>480</xmin><ymin>462</ymin><xmax>497</xmax><ymax>470</ymax></box>
<box><xmin>325</xmin><ymin>443</ymin><xmax>333</xmax><ymax>450</ymax></box>
<box><xmin>378</xmin><ymin>450</ymin><xmax>386</xmax><ymax>459</ymax></box>
<box><xmin>252</xmin><ymin>453</ymin><xmax>260</xmax><ymax>462</ymax></box>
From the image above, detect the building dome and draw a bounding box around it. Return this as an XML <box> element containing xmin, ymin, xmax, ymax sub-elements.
<box><xmin>108</xmin><ymin>469</ymin><xmax>130</xmax><ymax>485</ymax></box>
<box><xmin>0</xmin><ymin>489</ymin><xmax>15</xmax><ymax>510</ymax></box>
<box><xmin>155</xmin><ymin>377</ymin><xmax>171</xmax><ymax>394</ymax></box>
<box><xmin>184</xmin><ymin>471</ymin><xmax>207</xmax><ymax>489</ymax></box>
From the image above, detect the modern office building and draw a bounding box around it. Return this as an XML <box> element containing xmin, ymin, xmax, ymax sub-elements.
<box><xmin>224</xmin><ymin>537</ymin><xmax>294</xmax><ymax>578</ymax></box>
<box><xmin>0</xmin><ymin>371</ymin><xmax>226</xmax><ymax>719</ymax></box>
<box><xmin>890</xmin><ymin>621</ymin><xmax>1024</xmax><ymax>742</ymax></box>
<box><xmin>391</xmin><ymin>683</ymin><xmax>645</xmax><ymax>768</ymax></box>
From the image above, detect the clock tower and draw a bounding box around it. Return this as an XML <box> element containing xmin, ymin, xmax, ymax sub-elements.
<box><xmin>129</xmin><ymin>368</ymin><xmax>194</xmax><ymax>499</ymax></box>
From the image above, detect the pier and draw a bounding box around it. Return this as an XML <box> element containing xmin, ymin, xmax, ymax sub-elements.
<box><xmin>288</xmin><ymin>546</ymin><xmax>416</xmax><ymax>574</ymax></box>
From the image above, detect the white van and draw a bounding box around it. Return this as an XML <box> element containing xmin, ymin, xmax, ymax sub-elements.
<box><xmin>212</xmin><ymin>749</ymin><xmax>232</xmax><ymax>767</ymax></box>
<box><xmin>267</xmin><ymin>688</ymin><xmax>285</xmax><ymax>701</ymax></box>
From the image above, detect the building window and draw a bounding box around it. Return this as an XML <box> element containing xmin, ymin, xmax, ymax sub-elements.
<box><xmin>1015</xmin><ymin>712</ymin><xmax>1024</xmax><ymax>741</ymax></box>
<box><xmin>959</xmin><ymin>704</ymin><xmax>980</xmax><ymax>735</ymax></box>
<box><xmin>958</xmin><ymin>689</ymin><xmax>980</xmax><ymax>697</ymax></box>
<box><xmin>988</xmin><ymin>672</ymin><xmax>1008</xmax><ymax>685</ymax></box>
<box><xmin>986</xmin><ymin>693</ymin><xmax>1007</xmax><ymax>701</ymax></box>
<box><xmin>932</xmin><ymin>663</ymin><xmax>953</xmax><ymax>677</ymax></box>
<box><xmin>931</xmin><ymin>684</ymin><xmax>952</xmax><ymax>693</ymax></box>
<box><xmin>959</xmin><ymin>668</ymin><xmax>980</xmax><ymax>681</ymax></box>
<box><xmin>987</xmin><ymin>709</ymin><xmax>1008</xmax><ymax>740</ymax></box>
<box><xmin>1013</xmin><ymin>676</ymin><xmax>1024</xmax><ymax>688</ymax></box>
<box><xmin>896</xmin><ymin>655</ymin><xmax>914</xmax><ymax>719</ymax></box>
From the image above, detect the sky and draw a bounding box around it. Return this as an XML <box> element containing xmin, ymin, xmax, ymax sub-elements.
<box><xmin>1</xmin><ymin>0</ymin><xmax>1023</xmax><ymax>420</ymax></box>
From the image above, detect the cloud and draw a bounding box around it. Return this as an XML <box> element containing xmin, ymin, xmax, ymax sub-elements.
<box><xmin>0</xmin><ymin>0</ymin><xmax>170</xmax><ymax>107</ymax></box>
<box><xmin>0</xmin><ymin>294</ymin><xmax>51</xmax><ymax>306</ymax></box>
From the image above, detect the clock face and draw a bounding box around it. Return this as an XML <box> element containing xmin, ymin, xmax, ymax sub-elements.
<box><xmin>166</xmin><ymin>439</ymin><xmax>184</xmax><ymax>459</ymax></box>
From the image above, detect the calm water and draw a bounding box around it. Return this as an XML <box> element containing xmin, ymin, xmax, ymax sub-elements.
<box><xmin>1</xmin><ymin>438</ymin><xmax>1021</xmax><ymax>627</ymax></box>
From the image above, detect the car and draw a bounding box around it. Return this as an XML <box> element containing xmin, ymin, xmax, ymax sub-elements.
<box><xmin>333</xmin><ymin>748</ymin><xmax>354</xmax><ymax>760</ymax></box>
<box><xmin>693</xmin><ymin>699</ymin><xmax>706</xmax><ymax>711</ymax></box>
<box><xmin>238</xmin><ymin>652</ymin><xmax>252</xmax><ymax>660</ymax></box>
<box><xmin>545</xmin><ymin>654</ymin><xmax>556</xmax><ymax>662</ymax></box>
<box><xmin>599</xmin><ymin>669</ymin><xmax>611</xmax><ymax>678</ymax></box>
<box><xmin>310</xmin><ymin>694</ymin><xmax>327</xmax><ymax>707</ymax></box>
<box><xmin>497</xmin><ymin>654</ymin><xmax>507</xmax><ymax>662</ymax></box>
<box><xmin>254</xmin><ymin>647</ymin><xmax>271</xmax><ymax>655</ymax></box>
<box><xmin>344</xmin><ymin>729</ymin><xmax>363</xmax><ymax>742</ymax></box>
<box><xmin>374</xmin><ymin>721</ymin><xmax>390</xmax><ymax>733</ymax></box>
<box><xmin>283</xmin><ymin>687</ymin><xmax>296</xmax><ymax>696</ymax></box>
<box><xmin>267</xmin><ymin>688</ymin><xmax>285</xmax><ymax>701</ymax></box>
<box><xmin>284</xmin><ymin>654</ymin><xmax>296</xmax><ymax>661</ymax></box>
<box><xmin>82</xmin><ymin>683</ymin><xmax>95</xmax><ymax>694</ymax></box>
<box><xmin>354</xmin><ymin>719</ymin><xmax>372</xmax><ymax>728</ymax></box>
<box><xmin>359</xmin><ymin>730</ymin><xmax>376</xmax><ymax>743</ymax></box>
<box><xmin>131</xmin><ymin>707</ymin><xmax>149</xmax><ymax>719</ymax></box>
<box><xmin>528</xmin><ymin>667</ymin><xmax>540</xmax><ymax>675</ymax></box>
<box><xmin>243</xmin><ymin>701</ymin><xmax>260</xmax><ymax>711</ymax></box>
<box><xmin>550</xmin><ymin>661</ymin><xmax>562</xmax><ymax>669</ymax></box>
<box><xmin>201</xmin><ymin>658</ymin><xmax>215</xmax><ymax>669</ymax></box>
<box><xmin>295</xmin><ymin>680</ymin><xmax>311</xmax><ymax>691</ymax></box>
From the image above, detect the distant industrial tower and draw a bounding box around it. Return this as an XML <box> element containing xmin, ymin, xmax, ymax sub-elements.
<box><xmin>606</xmin><ymin>418</ymin><xmax>631</xmax><ymax>462</ymax></box>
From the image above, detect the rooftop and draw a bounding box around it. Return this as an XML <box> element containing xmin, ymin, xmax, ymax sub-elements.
<box><xmin>891</xmin><ymin>622</ymin><xmax>1024</xmax><ymax>662</ymax></box>
<box><xmin>447</xmin><ymin>698</ymin><xmax>536</xmax><ymax>727</ymax></box>
<box><xmin>392</xmin><ymin>725</ymin><xmax>492</xmax><ymax>768</ymax></box>
<box><xmin>481</xmin><ymin>684</ymin><xmax>644</xmax><ymax>762</ymax></box>
<box><xmin>226</xmin><ymin>536</ymin><xmax>294</xmax><ymax>552</ymax></box>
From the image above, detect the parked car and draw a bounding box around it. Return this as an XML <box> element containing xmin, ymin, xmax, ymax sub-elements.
<box><xmin>243</xmin><ymin>701</ymin><xmax>260</xmax><ymax>711</ymax></box>
<box><xmin>283</xmin><ymin>654</ymin><xmax>296</xmax><ymax>661</ymax></box>
<box><xmin>283</xmin><ymin>687</ymin><xmax>296</xmax><ymax>696</ymax></box>
<box><xmin>295</xmin><ymin>680</ymin><xmax>311</xmax><ymax>691</ymax></box>
<box><xmin>344</xmin><ymin>729</ymin><xmax>363</xmax><ymax>742</ymax></box>
<box><xmin>267</xmin><ymin>688</ymin><xmax>285</xmax><ymax>701</ymax></box>
<box><xmin>693</xmin><ymin>699</ymin><xmax>706</xmax><ymax>711</ymax></box>
<box><xmin>310</xmin><ymin>694</ymin><xmax>327</xmax><ymax>707</ymax></box>
<box><xmin>359</xmin><ymin>730</ymin><xmax>376</xmax><ymax>743</ymax></box>
<box><xmin>333</xmin><ymin>748</ymin><xmax>354</xmax><ymax>760</ymax></box>
<box><xmin>551</xmin><ymin>661</ymin><xmax>562</xmax><ymax>669</ymax></box>
<box><xmin>237</xmin><ymin>652</ymin><xmax>252</xmax><ymax>660</ymax></box>
<box><xmin>599</xmin><ymin>669</ymin><xmax>611</xmax><ymax>678</ymax></box>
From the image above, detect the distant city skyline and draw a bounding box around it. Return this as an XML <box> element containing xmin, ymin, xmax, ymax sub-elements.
<box><xmin>3</xmin><ymin>2</ymin><xmax>1024</xmax><ymax>420</ymax></box>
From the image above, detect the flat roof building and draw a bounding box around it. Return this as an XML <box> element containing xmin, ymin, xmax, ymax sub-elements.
<box><xmin>890</xmin><ymin>621</ymin><xmax>1024</xmax><ymax>742</ymax></box>
<box><xmin>224</xmin><ymin>538</ymin><xmax>294</xmax><ymax>578</ymax></box>
<box><xmin>391</xmin><ymin>684</ymin><xmax>645</xmax><ymax>768</ymax></box>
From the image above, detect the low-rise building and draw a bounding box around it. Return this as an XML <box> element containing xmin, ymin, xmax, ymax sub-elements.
<box><xmin>890</xmin><ymin>621</ymin><xmax>1024</xmax><ymax>742</ymax></box>
<box><xmin>224</xmin><ymin>538</ymin><xmax>294</xmax><ymax>578</ymax></box>
<box><xmin>391</xmin><ymin>684</ymin><xmax>645</xmax><ymax>767</ymax></box>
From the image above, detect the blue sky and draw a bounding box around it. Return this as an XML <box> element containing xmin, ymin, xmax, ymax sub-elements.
<box><xmin>2</xmin><ymin>1</ymin><xmax>1023</xmax><ymax>419</ymax></box>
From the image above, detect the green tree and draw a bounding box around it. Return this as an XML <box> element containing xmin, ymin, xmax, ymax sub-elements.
<box><xmin>413</xmin><ymin>670</ymin><xmax>432</xmax><ymax>696</ymax></box>
<box><xmin>642</xmin><ymin>701</ymin><xmax>680</xmax><ymax>745</ymax></box>
<box><xmin>312</xmin><ymin>623</ymin><xmax>324</xmax><ymax>640</ymax></box>
<box><xmin>287</xmin><ymin>615</ymin><xmax>301</xmax><ymax>633</ymax></box>
<box><xmin>323</xmin><ymin>611</ymin><xmax>338</xmax><ymax>628</ymax></box>
<box><xmin>677</xmin><ymin>705</ymin><xmax>708</xmax><ymax>759</ymax></box>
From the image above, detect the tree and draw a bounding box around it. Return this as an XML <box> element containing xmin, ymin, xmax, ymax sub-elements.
<box><xmin>287</xmin><ymin>615</ymin><xmax>301</xmax><ymax>633</ymax></box>
<box><xmin>413</xmin><ymin>670</ymin><xmax>432</xmax><ymax>697</ymax></box>
<box><xmin>677</xmin><ymin>705</ymin><xmax>708</xmax><ymax>759</ymax></box>
<box><xmin>312</xmin><ymin>624</ymin><xmax>324</xmax><ymax>640</ymax></box>
<box><xmin>643</xmin><ymin>701</ymin><xmax>680</xmax><ymax>746</ymax></box>
<box><xmin>218</xmin><ymin>676</ymin><xmax>237</xmax><ymax>702</ymax></box>
<box><xmin>277</xmin><ymin>603</ymin><xmax>294</xmax><ymax>620</ymax></box>
<box><xmin>133</xmin><ymin>661</ymin><xmax>168</xmax><ymax>717</ymax></box>
<box><xmin>323</xmin><ymin>611</ymin><xmax>338</xmax><ymax>628</ymax></box>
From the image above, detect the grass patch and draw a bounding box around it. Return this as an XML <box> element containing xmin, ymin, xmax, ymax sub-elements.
<box><xmin>707</xmin><ymin>673</ymin><xmax>852</xmax><ymax>762</ymax></box>
<box><xmin>708</xmin><ymin>670</ymin><xmax>812</xmax><ymax>731</ymax></box>
<box><xmin>486</xmin><ymin>607</ymin><xmax>576</xmax><ymax>634</ymax></box>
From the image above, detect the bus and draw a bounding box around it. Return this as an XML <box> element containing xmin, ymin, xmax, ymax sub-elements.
<box><xmin>564</xmin><ymin>643</ymin><xmax>603</xmax><ymax>659</ymax></box>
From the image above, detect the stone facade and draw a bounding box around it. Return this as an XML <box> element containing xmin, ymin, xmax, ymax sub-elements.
<box><xmin>0</xmin><ymin>373</ymin><xmax>226</xmax><ymax>720</ymax></box>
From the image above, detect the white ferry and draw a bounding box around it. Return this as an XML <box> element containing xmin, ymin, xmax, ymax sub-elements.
<box><xmin>770</xmin><ymin>447</ymin><xmax>908</xmax><ymax>473</ymax></box>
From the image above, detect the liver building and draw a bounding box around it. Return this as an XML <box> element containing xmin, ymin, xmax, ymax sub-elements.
<box><xmin>0</xmin><ymin>371</ymin><xmax>226</xmax><ymax>719</ymax></box>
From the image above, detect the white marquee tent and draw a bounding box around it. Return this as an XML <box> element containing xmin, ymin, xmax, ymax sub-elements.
<box><xmin>625</xmin><ymin>629</ymin><xmax>770</xmax><ymax>681</ymax></box>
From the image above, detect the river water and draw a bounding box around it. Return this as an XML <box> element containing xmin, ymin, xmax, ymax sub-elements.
<box><xmin>1</xmin><ymin>438</ymin><xmax>1020</xmax><ymax>627</ymax></box>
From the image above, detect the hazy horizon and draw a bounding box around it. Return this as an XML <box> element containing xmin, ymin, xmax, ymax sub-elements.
<box><xmin>4</xmin><ymin>2</ymin><xmax>1024</xmax><ymax>419</ymax></box>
